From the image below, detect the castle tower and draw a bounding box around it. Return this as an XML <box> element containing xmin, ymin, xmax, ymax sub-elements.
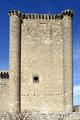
<box><xmin>8</xmin><ymin>11</ymin><xmax>21</xmax><ymax>113</ymax></box>
<box><xmin>62</xmin><ymin>10</ymin><xmax>73</xmax><ymax>112</ymax></box>
<box><xmin>8</xmin><ymin>10</ymin><xmax>73</xmax><ymax>113</ymax></box>
<box><xmin>21</xmin><ymin>10</ymin><xmax>73</xmax><ymax>112</ymax></box>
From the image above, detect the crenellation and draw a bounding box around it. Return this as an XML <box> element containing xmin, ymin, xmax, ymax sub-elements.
<box><xmin>1</xmin><ymin>9</ymin><xmax>80</xmax><ymax>114</ymax></box>
<box><xmin>21</xmin><ymin>9</ymin><xmax>73</xmax><ymax>113</ymax></box>
<box><xmin>0</xmin><ymin>72</ymin><xmax>9</xmax><ymax>79</ymax></box>
<box><xmin>22</xmin><ymin>13</ymin><xmax>71</xmax><ymax>20</ymax></box>
<box><xmin>9</xmin><ymin>10</ymin><xmax>21</xmax><ymax>112</ymax></box>
<box><xmin>32</xmin><ymin>14</ymin><xmax>35</xmax><ymax>19</ymax></box>
<box><xmin>35</xmin><ymin>14</ymin><xmax>38</xmax><ymax>19</ymax></box>
<box><xmin>62</xmin><ymin>9</ymin><xmax>73</xmax><ymax>17</ymax></box>
<box><xmin>8</xmin><ymin>9</ymin><xmax>73</xmax><ymax>21</ymax></box>
<box><xmin>8</xmin><ymin>10</ymin><xmax>21</xmax><ymax>17</ymax></box>
<box><xmin>0</xmin><ymin>70</ymin><xmax>9</xmax><ymax>112</ymax></box>
<box><xmin>56</xmin><ymin>14</ymin><xmax>63</xmax><ymax>19</ymax></box>
<box><xmin>27</xmin><ymin>14</ymin><xmax>32</xmax><ymax>19</ymax></box>
<box><xmin>22</xmin><ymin>13</ymin><xmax>63</xmax><ymax>20</ymax></box>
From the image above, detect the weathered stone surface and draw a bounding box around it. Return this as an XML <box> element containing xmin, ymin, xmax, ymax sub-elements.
<box><xmin>0</xmin><ymin>10</ymin><xmax>80</xmax><ymax>113</ymax></box>
<box><xmin>21</xmin><ymin>10</ymin><xmax>73</xmax><ymax>112</ymax></box>
<box><xmin>0</xmin><ymin>112</ymin><xmax>20</xmax><ymax>120</ymax></box>
<box><xmin>0</xmin><ymin>71</ymin><xmax>9</xmax><ymax>112</ymax></box>
<box><xmin>0</xmin><ymin>111</ymin><xmax>80</xmax><ymax>120</ymax></box>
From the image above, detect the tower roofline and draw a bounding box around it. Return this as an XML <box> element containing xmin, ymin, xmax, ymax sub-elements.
<box><xmin>8</xmin><ymin>9</ymin><xmax>73</xmax><ymax>19</ymax></box>
<box><xmin>8</xmin><ymin>10</ymin><xmax>21</xmax><ymax>17</ymax></box>
<box><xmin>62</xmin><ymin>9</ymin><xmax>73</xmax><ymax>17</ymax></box>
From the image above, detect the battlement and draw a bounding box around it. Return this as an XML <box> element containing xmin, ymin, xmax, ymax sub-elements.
<box><xmin>22</xmin><ymin>13</ymin><xmax>63</xmax><ymax>20</ymax></box>
<box><xmin>0</xmin><ymin>72</ymin><xmax>9</xmax><ymax>79</ymax></box>
<box><xmin>62</xmin><ymin>9</ymin><xmax>73</xmax><ymax>17</ymax></box>
<box><xmin>8</xmin><ymin>10</ymin><xmax>21</xmax><ymax>17</ymax></box>
<box><xmin>1</xmin><ymin>9</ymin><xmax>73</xmax><ymax>113</ymax></box>
<box><xmin>8</xmin><ymin>9</ymin><xmax>73</xmax><ymax>20</ymax></box>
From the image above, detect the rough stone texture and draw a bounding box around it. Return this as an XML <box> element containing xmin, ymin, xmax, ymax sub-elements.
<box><xmin>21</xmin><ymin>18</ymin><xmax>64</xmax><ymax>112</ymax></box>
<box><xmin>21</xmin><ymin>11</ymin><xmax>72</xmax><ymax>112</ymax></box>
<box><xmin>62</xmin><ymin>16</ymin><xmax>73</xmax><ymax>112</ymax></box>
<box><xmin>0</xmin><ymin>10</ymin><xmax>80</xmax><ymax>113</ymax></box>
<box><xmin>0</xmin><ymin>71</ymin><xmax>9</xmax><ymax>112</ymax></box>
<box><xmin>0</xmin><ymin>112</ymin><xmax>20</xmax><ymax>120</ymax></box>
<box><xmin>9</xmin><ymin>14</ymin><xmax>21</xmax><ymax>112</ymax></box>
<box><xmin>0</xmin><ymin>111</ymin><xmax>80</xmax><ymax>120</ymax></box>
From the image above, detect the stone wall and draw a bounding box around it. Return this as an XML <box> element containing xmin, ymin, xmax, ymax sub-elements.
<box><xmin>0</xmin><ymin>10</ymin><xmax>74</xmax><ymax>113</ymax></box>
<box><xmin>0</xmin><ymin>71</ymin><xmax>9</xmax><ymax>112</ymax></box>
<box><xmin>0</xmin><ymin>111</ymin><xmax>80</xmax><ymax>120</ymax></box>
<box><xmin>21</xmin><ymin>14</ymin><xmax>64</xmax><ymax>112</ymax></box>
<box><xmin>21</xmin><ymin>10</ymin><xmax>73</xmax><ymax>112</ymax></box>
<box><xmin>8</xmin><ymin>11</ymin><xmax>21</xmax><ymax>113</ymax></box>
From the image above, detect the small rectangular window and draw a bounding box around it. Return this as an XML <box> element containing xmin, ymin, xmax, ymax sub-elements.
<box><xmin>33</xmin><ymin>75</ymin><xmax>39</xmax><ymax>83</ymax></box>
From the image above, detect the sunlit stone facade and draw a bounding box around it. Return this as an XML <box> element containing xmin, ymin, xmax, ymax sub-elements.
<box><xmin>0</xmin><ymin>10</ymin><xmax>79</xmax><ymax>113</ymax></box>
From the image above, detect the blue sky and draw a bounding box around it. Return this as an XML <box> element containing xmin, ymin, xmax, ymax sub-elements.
<box><xmin>0</xmin><ymin>0</ymin><xmax>80</xmax><ymax>105</ymax></box>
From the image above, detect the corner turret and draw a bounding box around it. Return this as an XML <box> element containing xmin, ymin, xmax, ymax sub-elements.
<box><xmin>8</xmin><ymin>10</ymin><xmax>21</xmax><ymax>113</ymax></box>
<box><xmin>62</xmin><ymin>9</ymin><xmax>73</xmax><ymax>112</ymax></box>
<box><xmin>62</xmin><ymin>9</ymin><xmax>73</xmax><ymax>17</ymax></box>
<box><xmin>8</xmin><ymin>10</ymin><xmax>21</xmax><ymax>17</ymax></box>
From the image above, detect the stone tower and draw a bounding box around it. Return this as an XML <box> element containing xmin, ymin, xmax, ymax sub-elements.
<box><xmin>0</xmin><ymin>10</ymin><xmax>73</xmax><ymax>113</ymax></box>
<box><xmin>20</xmin><ymin>10</ymin><xmax>73</xmax><ymax>112</ymax></box>
<box><xmin>8</xmin><ymin>11</ymin><xmax>21</xmax><ymax>113</ymax></box>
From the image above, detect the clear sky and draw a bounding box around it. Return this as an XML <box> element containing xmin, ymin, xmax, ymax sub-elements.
<box><xmin>0</xmin><ymin>0</ymin><xmax>80</xmax><ymax>105</ymax></box>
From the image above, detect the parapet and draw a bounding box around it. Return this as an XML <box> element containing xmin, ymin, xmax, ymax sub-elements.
<box><xmin>8</xmin><ymin>10</ymin><xmax>21</xmax><ymax>17</ymax></box>
<box><xmin>0</xmin><ymin>72</ymin><xmax>9</xmax><ymax>79</ymax></box>
<box><xmin>62</xmin><ymin>9</ymin><xmax>73</xmax><ymax>17</ymax></box>
<box><xmin>8</xmin><ymin>9</ymin><xmax>73</xmax><ymax>20</ymax></box>
<box><xmin>22</xmin><ymin>10</ymin><xmax>73</xmax><ymax>20</ymax></box>
<box><xmin>22</xmin><ymin>13</ymin><xmax>63</xmax><ymax>20</ymax></box>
